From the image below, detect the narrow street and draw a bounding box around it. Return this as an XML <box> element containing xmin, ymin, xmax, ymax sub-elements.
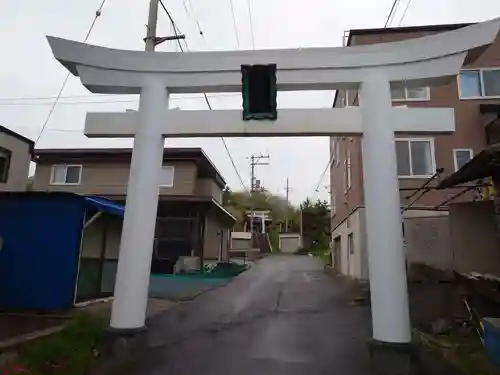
<box><xmin>126</xmin><ymin>256</ymin><xmax>372</xmax><ymax>375</ymax></box>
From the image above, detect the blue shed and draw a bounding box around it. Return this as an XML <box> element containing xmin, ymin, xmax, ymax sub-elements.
<box><xmin>0</xmin><ymin>192</ymin><xmax>124</xmax><ymax>310</ymax></box>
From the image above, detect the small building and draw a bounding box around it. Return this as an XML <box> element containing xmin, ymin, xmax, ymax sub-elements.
<box><xmin>32</xmin><ymin>148</ymin><xmax>236</xmax><ymax>273</ymax></box>
<box><xmin>278</xmin><ymin>233</ymin><xmax>302</xmax><ymax>253</ymax></box>
<box><xmin>0</xmin><ymin>192</ymin><xmax>124</xmax><ymax>309</ymax></box>
<box><xmin>0</xmin><ymin>125</ymin><xmax>34</xmax><ymax>192</ymax></box>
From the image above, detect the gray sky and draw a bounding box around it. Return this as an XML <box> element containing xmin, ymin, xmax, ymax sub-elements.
<box><xmin>1</xmin><ymin>0</ymin><xmax>499</xmax><ymax>204</ymax></box>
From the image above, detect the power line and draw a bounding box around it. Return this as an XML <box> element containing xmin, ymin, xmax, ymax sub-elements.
<box><xmin>158</xmin><ymin>1</ymin><xmax>249</xmax><ymax>194</ymax></box>
<box><xmin>34</xmin><ymin>0</ymin><xmax>108</xmax><ymax>146</ymax></box>
<box><xmin>384</xmin><ymin>0</ymin><xmax>401</xmax><ymax>28</ymax></box>
<box><xmin>158</xmin><ymin>0</ymin><xmax>184</xmax><ymax>50</ymax></box>
<box><xmin>0</xmin><ymin>93</ymin><xmax>242</xmax><ymax>106</ymax></box>
<box><xmin>228</xmin><ymin>0</ymin><xmax>241</xmax><ymax>48</ymax></box>
<box><xmin>181</xmin><ymin>0</ymin><xmax>205</xmax><ymax>41</ymax></box>
<box><xmin>0</xmin><ymin>99</ymin><xmax>136</xmax><ymax>107</ymax></box>
<box><xmin>398</xmin><ymin>0</ymin><xmax>414</xmax><ymax>26</ymax></box>
<box><xmin>246</xmin><ymin>0</ymin><xmax>256</xmax><ymax>49</ymax></box>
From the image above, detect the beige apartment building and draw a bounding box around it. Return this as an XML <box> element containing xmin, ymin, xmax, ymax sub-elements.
<box><xmin>0</xmin><ymin>125</ymin><xmax>34</xmax><ymax>191</ymax></box>
<box><xmin>330</xmin><ymin>23</ymin><xmax>500</xmax><ymax>279</ymax></box>
<box><xmin>32</xmin><ymin>148</ymin><xmax>236</xmax><ymax>277</ymax></box>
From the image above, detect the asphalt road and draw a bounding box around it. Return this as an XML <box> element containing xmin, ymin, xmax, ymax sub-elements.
<box><xmin>127</xmin><ymin>255</ymin><xmax>372</xmax><ymax>375</ymax></box>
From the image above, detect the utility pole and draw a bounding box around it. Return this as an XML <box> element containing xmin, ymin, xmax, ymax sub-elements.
<box><xmin>248</xmin><ymin>153</ymin><xmax>270</xmax><ymax>236</ymax></box>
<box><xmin>144</xmin><ymin>0</ymin><xmax>185</xmax><ymax>52</ymax></box>
<box><xmin>145</xmin><ymin>0</ymin><xmax>160</xmax><ymax>52</ymax></box>
<box><xmin>249</xmin><ymin>153</ymin><xmax>270</xmax><ymax>192</ymax></box>
<box><xmin>284</xmin><ymin>177</ymin><xmax>291</xmax><ymax>232</ymax></box>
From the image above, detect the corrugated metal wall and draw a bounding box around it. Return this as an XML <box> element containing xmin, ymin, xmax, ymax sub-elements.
<box><xmin>0</xmin><ymin>193</ymin><xmax>84</xmax><ymax>309</ymax></box>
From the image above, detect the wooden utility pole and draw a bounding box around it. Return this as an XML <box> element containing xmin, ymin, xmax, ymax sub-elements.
<box><xmin>284</xmin><ymin>177</ymin><xmax>291</xmax><ymax>232</ymax></box>
<box><xmin>249</xmin><ymin>153</ymin><xmax>270</xmax><ymax>192</ymax></box>
<box><xmin>144</xmin><ymin>0</ymin><xmax>185</xmax><ymax>52</ymax></box>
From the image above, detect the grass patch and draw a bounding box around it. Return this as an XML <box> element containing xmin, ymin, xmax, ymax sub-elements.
<box><xmin>310</xmin><ymin>249</ymin><xmax>331</xmax><ymax>265</ymax></box>
<box><xmin>8</xmin><ymin>313</ymin><xmax>106</xmax><ymax>375</ymax></box>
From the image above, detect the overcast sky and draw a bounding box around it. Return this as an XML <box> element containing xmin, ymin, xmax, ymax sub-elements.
<box><xmin>1</xmin><ymin>0</ymin><xmax>499</xmax><ymax>204</ymax></box>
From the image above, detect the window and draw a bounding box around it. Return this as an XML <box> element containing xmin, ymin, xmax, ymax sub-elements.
<box><xmin>0</xmin><ymin>147</ymin><xmax>12</xmax><ymax>183</ymax></box>
<box><xmin>331</xmin><ymin>138</ymin><xmax>340</xmax><ymax>168</ymax></box>
<box><xmin>391</xmin><ymin>86</ymin><xmax>430</xmax><ymax>101</ymax></box>
<box><xmin>344</xmin><ymin>150</ymin><xmax>352</xmax><ymax>191</ymax></box>
<box><xmin>395</xmin><ymin>139</ymin><xmax>435</xmax><ymax>178</ymax></box>
<box><xmin>459</xmin><ymin>69</ymin><xmax>500</xmax><ymax>99</ymax></box>
<box><xmin>454</xmin><ymin>149</ymin><xmax>473</xmax><ymax>171</ymax></box>
<box><xmin>343</xmin><ymin>86</ymin><xmax>429</xmax><ymax>104</ymax></box>
<box><xmin>159</xmin><ymin>166</ymin><xmax>175</xmax><ymax>187</ymax></box>
<box><xmin>348</xmin><ymin>233</ymin><xmax>354</xmax><ymax>255</ymax></box>
<box><xmin>50</xmin><ymin>165</ymin><xmax>82</xmax><ymax>185</ymax></box>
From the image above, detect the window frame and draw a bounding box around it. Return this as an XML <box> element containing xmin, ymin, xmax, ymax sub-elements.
<box><xmin>453</xmin><ymin>148</ymin><xmax>473</xmax><ymax>171</ymax></box>
<box><xmin>0</xmin><ymin>147</ymin><xmax>12</xmax><ymax>184</ymax></box>
<box><xmin>344</xmin><ymin>86</ymin><xmax>429</xmax><ymax>105</ymax></box>
<box><xmin>458</xmin><ymin>68</ymin><xmax>500</xmax><ymax>100</ymax></box>
<box><xmin>50</xmin><ymin>164</ymin><xmax>83</xmax><ymax>185</ymax></box>
<box><xmin>159</xmin><ymin>165</ymin><xmax>175</xmax><ymax>187</ymax></box>
<box><xmin>348</xmin><ymin>233</ymin><xmax>354</xmax><ymax>255</ymax></box>
<box><xmin>395</xmin><ymin>138</ymin><xmax>436</xmax><ymax>179</ymax></box>
<box><xmin>391</xmin><ymin>86</ymin><xmax>430</xmax><ymax>102</ymax></box>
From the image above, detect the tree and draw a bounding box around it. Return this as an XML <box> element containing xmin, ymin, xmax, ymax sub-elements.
<box><xmin>222</xmin><ymin>188</ymin><xmax>298</xmax><ymax>232</ymax></box>
<box><xmin>300</xmin><ymin>198</ymin><xmax>330</xmax><ymax>250</ymax></box>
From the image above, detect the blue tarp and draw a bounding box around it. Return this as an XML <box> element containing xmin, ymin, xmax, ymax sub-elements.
<box><xmin>84</xmin><ymin>196</ymin><xmax>125</xmax><ymax>217</ymax></box>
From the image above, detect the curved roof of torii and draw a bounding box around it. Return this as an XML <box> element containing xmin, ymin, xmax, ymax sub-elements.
<box><xmin>46</xmin><ymin>18</ymin><xmax>500</xmax><ymax>94</ymax></box>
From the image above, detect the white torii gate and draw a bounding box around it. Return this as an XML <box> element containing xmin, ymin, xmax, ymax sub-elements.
<box><xmin>47</xmin><ymin>19</ymin><xmax>500</xmax><ymax>348</ymax></box>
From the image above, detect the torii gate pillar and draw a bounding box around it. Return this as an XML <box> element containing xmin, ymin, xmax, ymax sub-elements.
<box><xmin>46</xmin><ymin>18</ymin><xmax>500</xmax><ymax>374</ymax></box>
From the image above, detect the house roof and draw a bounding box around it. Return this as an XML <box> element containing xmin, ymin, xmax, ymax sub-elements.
<box><xmin>0</xmin><ymin>125</ymin><xmax>35</xmax><ymax>155</ymax></box>
<box><xmin>346</xmin><ymin>23</ymin><xmax>473</xmax><ymax>44</ymax></box>
<box><xmin>34</xmin><ymin>147</ymin><xmax>227</xmax><ymax>188</ymax></box>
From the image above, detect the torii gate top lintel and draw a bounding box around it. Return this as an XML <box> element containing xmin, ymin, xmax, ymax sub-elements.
<box><xmin>47</xmin><ymin>18</ymin><xmax>500</xmax><ymax>95</ymax></box>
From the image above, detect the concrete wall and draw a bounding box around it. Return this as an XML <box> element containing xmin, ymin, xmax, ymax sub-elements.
<box><xmin>403</xmin><ymin>211</ymin><xmax>453</xmax><ymax>270</ymax></box>
<box><xmin>33</xmin><ymin>161</ymin><xmax>198</xmax><ymax>196</ymax></box>
<box><xmin>331</xmin><ymin>207</ymin><xmax>368</xmax><ymax>280</ymax></box>
<box><xmin>0</xmin><ymin>132</ymin><xmax>31</xmax><ymax>191</ymax></box>
<box><xmin>450</xmin><ymin>201</ymin><xmax>500</xmax><ymax>276</ymax></box>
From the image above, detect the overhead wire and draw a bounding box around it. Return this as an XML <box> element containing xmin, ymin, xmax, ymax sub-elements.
<box><xmin>398</xmin><ymin>0</ymin><xmax>414</xmax><ymax>26</ymax></box>
<box><xmin>228</xmin><ymin>0</ymin><xmax>241</xmax><ymax>48</ymax></box>
<box><xmin>246</xmin><ymin>0</ymin><xmax>256</xmax><ymax>49</ymax></box>
<box><xmin>384</xmin><ymin>0</ymin><xmax>402</xmax><ymax>28</ymax></box>
<box><xmin>0</xmin><ymin>92</ymin><xmax>240</xmax><ymax>103</ymax></box>
<box><xmin>34</xmin><ymin>0</ymin><xmax>109</xmax><ymax>146</ymax></box>
<box><xmin>181</xmin><ymin>0</ymin><xmax>205</xmax><ymax>41</ymax></box>
<box><xmin>158</xmin><ymin>0</ymin><xmax>250</xmax><ymax>194</ymax></box>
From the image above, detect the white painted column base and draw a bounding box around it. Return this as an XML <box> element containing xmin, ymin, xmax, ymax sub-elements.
<box><xmin>110</xmin><ymin>79</ymin><xmax>167</xmax><ymax>330</ymax></box>
<box><xmin>359</xmin><ymin>73</ymin><xmax>411</xmax><ymax>343</ymax></box>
